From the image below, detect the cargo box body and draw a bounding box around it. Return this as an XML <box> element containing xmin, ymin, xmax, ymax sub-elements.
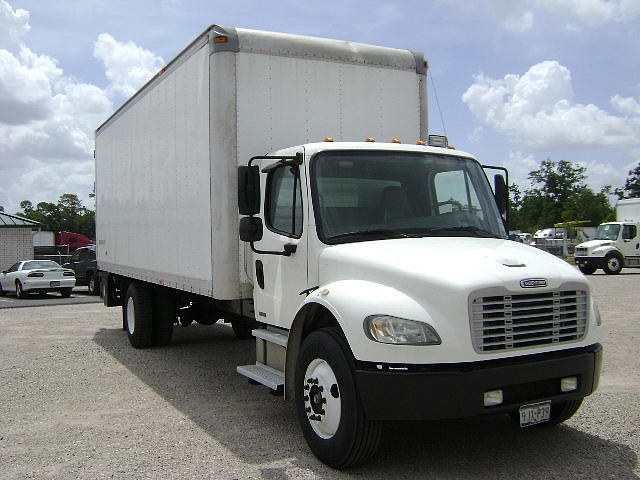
<box><xmin>95</xmin><ymin>25</ymin><xmax>428</xmax><ymax>300</ymax></box>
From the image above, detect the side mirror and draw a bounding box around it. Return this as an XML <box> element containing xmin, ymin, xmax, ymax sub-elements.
<box><xmin>238</xmin><ymin>166</ymin><xmax>261</xmax><ymax>215</ymax></box>
<box><xmin>239</xmin><ymin>217</ymin><xmax>263</xmax><ymax>243</ymax></box>
<box><xmin>494</xmin><ymin>174</ymin><xmax>508</xmax><ymax>219</ymax></box>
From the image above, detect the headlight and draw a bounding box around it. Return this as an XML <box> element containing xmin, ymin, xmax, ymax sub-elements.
<box><xmin>364</xmin><ymin>315</ymin><xmax>441</xmax><ymax>345</ymax></box>
<box><xmin>591</xmin><ymin>298</ymin><xmax>602</xmax><ymax>326</ymax></box>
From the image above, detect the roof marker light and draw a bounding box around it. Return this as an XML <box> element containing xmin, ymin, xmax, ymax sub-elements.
<box><xmin>324</xmin><ymin>137</ymin><xmax>334</xmax><ymax>142</ymax></box>
<box><xmin>365</xmin><ymin>137</ymin><xmax>376</xmax><ymax>142</ymax></box>
<box><xmin>416</xmin><ymin>140</ymin><xmax>427</xmax><ymax>145</ymax></box>
<box><xmin>391</xmin><ymin>139</ymin><xmax>401</xmax><ymax>144</ymax></box>
<box><xmin>446</xmin><ymin>145</ymin><xmax>457</xmax><ymax>150</ymax></box>
<box><xmin>214</xmin><ymin>36</ymin><xmax>229</xmax><ymax>44</ymax></box>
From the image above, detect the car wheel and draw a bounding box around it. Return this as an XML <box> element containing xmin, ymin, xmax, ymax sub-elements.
<box><xmin>603</xmin><ymin>253</ymin><xmax>623</xmax><ymax>275</ymax></box>
<box><xmin>295</xmin><ymin>327</ymin><xmax>381</xmax><ymax>469</ymax></box>
<box><xmin>578</xmin><ymin>265</ymin><xmax>597</xmax><ymax>275</ymax></box>
<box><xmin>60</xmin><ymin>288</ymin><xmax>73</xmax><ymax>298</ymax></box>
<box><xmin>123</xmin><ymin>282</ymin><xmax>154</xmax><ymax>348</ymax></box>
<box><xmin>15</xmin><ymin>281</ymin><xmax>27</xmax><ymax>299</ymax></box>
<box><xmin>152</xmin><ymin>288</ymin><xmax>174</xmax><ymax>346</ymax></box>
<box><xmin>88</xmin><ymin>274</ymin><xmax>100</xmax><ymax>295</ymax></box>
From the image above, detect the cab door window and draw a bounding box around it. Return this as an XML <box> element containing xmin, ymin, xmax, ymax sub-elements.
<box><xmin>266</xmin><ymin>165</ymin><xmax>303</xmax><ymax>237</ymax></box>
<box><xmin>623</xmin><ymin>224</ymin><xmax>637</xmax><ymax>240</ymax></box>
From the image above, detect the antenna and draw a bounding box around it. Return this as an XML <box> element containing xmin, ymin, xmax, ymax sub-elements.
<box><xmin>428</xmin><ymin>68</ymin><xmax>447</xmax><ymax>137</ymax></box>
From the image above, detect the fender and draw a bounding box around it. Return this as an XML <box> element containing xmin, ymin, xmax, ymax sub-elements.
<box><xmin>284</xmin><ymin>279</ymin><xmax>443</xmax><ymax>398</ymax></box>
<box><xmin>592</xmin><ymin>245</ymin><xmax>622</xmax><ymax>259</ymax></box>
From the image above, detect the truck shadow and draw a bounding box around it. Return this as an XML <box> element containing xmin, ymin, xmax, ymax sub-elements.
<box><xmin>93</xmin><ymin>325</ymin><xmax>638</xmax><ymax>479</ymax></box>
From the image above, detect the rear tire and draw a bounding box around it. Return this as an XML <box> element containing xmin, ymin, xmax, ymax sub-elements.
<box><xmin>16</xmin><ymin>281</ymin><xmax>27</xmax><ymax>299</ymax></box>
<box><xmin>88</xmin><ymin>273</ymin><xmax>100</xmax><ymax>295</ymax></box>
<box><xmin>152</xmin><ymin>288</ymin><xmax>174</xmax><ymax>346</ymax></box>
<box><xmin>295</xmin><ymin>327</ymin><xmax>381</xmax><ymax>469</ymax></box>
<box><xmin>578</xmin><ymin>265</ymin><xmax>596</xmax><ymax>275</ymax></box>
<box><xmin>603</xmin><ymin>253</ymin><xmax>623</xmax><ymax>275</ymax></box>
<box><xmin>60</xmin><ymin>288</ymin><xmax>72</xmax><ymax>298</ymax></box>
<box><xmin>124</xmin><ymin>282</ymin><xmax>154</xmax><ymax>348</ymax></box>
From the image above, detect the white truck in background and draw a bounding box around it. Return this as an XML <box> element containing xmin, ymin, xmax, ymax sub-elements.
<box><xmin>575</xmin><ymin>198</ymin><xmax>640</xmax><ymax>274</ymax></box>
<box><xmin>96</xmin><ymin>25</ymin><xmax>602</xmax><ymax>468</ymax></box>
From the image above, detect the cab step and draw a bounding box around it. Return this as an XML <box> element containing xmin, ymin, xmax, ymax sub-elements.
<box><xmin>237</xmin><ymin>363</ymin><xmax>284</xmax><ymax>390</ymax></box>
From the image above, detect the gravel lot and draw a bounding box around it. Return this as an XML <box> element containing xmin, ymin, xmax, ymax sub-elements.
<box><xmin>0</xmin><ymin>272</ymin><xmax>638</xmax><ymax>479</ymax></box>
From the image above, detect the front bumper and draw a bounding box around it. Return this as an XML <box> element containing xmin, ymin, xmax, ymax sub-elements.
<box><xmin>575</xmin><ymin>256</ymin><xmax>606</xmax><ymax>269</ymax></box>
<box><xmin>355</xmin><ymin>343</ymin><xmax>602</xmax><ymax>421</ymax></box>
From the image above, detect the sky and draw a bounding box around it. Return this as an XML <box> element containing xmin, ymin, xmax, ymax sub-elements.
<box><xmin>0</xmin><ymin>0</ymin><xmax>639</xmax><ymax>213</ymax></box>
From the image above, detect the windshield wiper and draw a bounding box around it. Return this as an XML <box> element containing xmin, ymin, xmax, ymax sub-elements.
<box><xmin>327</xmin><ymin>228</ymin><xmax>419</xmax><ymax>241</ymax></box>
<box><xmin>421</xmin><ymin>226</ymin><xmax>502</xmax><ymax>238</ymax></box>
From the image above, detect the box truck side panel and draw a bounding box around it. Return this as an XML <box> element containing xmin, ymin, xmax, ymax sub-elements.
<box><xmin>96</xmin><ymin>45</ymin><xmax>215</xmax><ymax>294</ymax></box>
<box><xmin>234</xmin><ymin>52</ymin><xmax>422</xmax><ymax>162</ymax></box>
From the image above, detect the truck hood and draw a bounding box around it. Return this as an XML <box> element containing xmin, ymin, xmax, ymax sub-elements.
<box><xmin>318</xmin><ymin>237</ymin><xmax>583</xmax><ymax>294</ymax></box>
<box><xmin>576</xmin><ymin>239</ymin><xmax>613</xmax><ymax>249</ymax></box>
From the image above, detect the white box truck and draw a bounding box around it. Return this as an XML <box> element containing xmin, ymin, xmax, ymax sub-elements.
<box><xmin>575</xmin><ymin>198</ymin><xmax>640</xmax><ymax>274</ymax></box>
<box><xmin>96</xmin><ymin>25</ymin><xmax>602</xmax><ymax>468</ymax></box>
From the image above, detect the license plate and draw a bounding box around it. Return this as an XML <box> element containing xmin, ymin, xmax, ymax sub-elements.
<box><xmin>519</xmin><ymin>401</ymin><xmax>551</xmax><ymax>427</ymax></box>
<box><xmin>50</xmin><ymin>281</ymin><xmax>60</xmax><ymax>287</ymax></box>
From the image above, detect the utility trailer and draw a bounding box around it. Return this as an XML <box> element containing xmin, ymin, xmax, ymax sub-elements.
<box><xmin>97</xmin><ymin>26</ymin><xmax>602</xmax><ymax>468</ymax></box>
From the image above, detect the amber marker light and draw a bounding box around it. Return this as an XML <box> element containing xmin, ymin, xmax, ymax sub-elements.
<box><xmin>446</xmin><ymin>145</ymin><xmax>457</xmax><ymax>150</ymax></box>
<box><xmin>416</xmin><ymin>140</ymin><xmax>426</xmax><ymax>145</ymax></box>
<box><xmin>214</xmin><ymin>36</ymin><xmax>229</xmax><ymax>43</ymax></box>
<box><xmin>365</xmin><ymin>137</ymin><xmax>376</xmax><ymax>142</ymax></box>
<box><xmin>391</xmin><ymin>139</ymin><xmax>401</xmax><ymax>143</ymax></box>
<box><xmin>324</xmin><ymin>137</ymin><xmax>334</xmax><ymax>142</ymax></box>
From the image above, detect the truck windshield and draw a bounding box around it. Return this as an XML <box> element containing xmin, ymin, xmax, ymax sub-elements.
<box><xmin>595</xmin><ymin>224</ymin><xmax>620</xmax><ymax>241</ymax></box>
<box><xmin>311</xmin><ymin>151</ymin><xmax>507</xmax><ymax>244</ymax></box>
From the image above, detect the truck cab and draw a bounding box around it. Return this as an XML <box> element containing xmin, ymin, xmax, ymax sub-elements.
<box><xmin>575</xmin><ymin>221</ymin><xmax>640</xmax><ymax>274</ymax></box>
<box><xmin>237</xmin><ymin>141</ymin><xmax>602</xmax><ymax>467</ymax></box>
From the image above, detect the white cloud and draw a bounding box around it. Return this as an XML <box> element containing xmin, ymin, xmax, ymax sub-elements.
<box><xmin>0</xmin><ymin>0</ymin><xmax>162</xmax><ymax>213</ymax></box>
<box><xmin>482</xmin><ymin>0</ymin><xmax>640</xmax><ymax>33</ymax></box>
<box><xmin>93</xmin><ymin>33</ymin><xmax>164</xmax><ymax>99</ymax></box>
<box><xmin>462</xmin><ymin>60</ymin><xmax>639</xmax><ymax>150</ymax></box>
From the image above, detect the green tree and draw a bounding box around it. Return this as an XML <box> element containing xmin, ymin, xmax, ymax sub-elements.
<box><xmin>16</xmin><ymin>194</ymin><xmax>95</xmax><ymax>239</ymax></box>
<box><xmin>615</xmin><ymin>163</ymin><xmax>640</xmax><ymax>199</ymax></box>
<box><xmin>508</xmin><ymin>159</ymin><xmax>613</xmax><ymax>233</ymax></box>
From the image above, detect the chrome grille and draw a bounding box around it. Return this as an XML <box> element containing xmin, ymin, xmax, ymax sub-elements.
<box><xmin>575</xmin><ymin>247</ymin><xmax>587</xmax><ymax>256</ymax></box>
<box><xmin>471</xmin><ymin>290</ymin><xmax>588</xmax><ymax>352</ymax></box>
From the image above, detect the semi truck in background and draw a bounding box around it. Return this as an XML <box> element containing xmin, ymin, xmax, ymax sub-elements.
<box><xmin>575</xmin><ymin>198</ymin><xmax>640</xmax><ymax>274</ymax></box>
<box><xmin>95</xmin><ymin>26</ymin><xmax>602</xmax><ymax>468</ymax></box>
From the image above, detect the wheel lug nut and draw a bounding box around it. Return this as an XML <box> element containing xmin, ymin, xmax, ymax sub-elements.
<box><xmin>303</xmin><ymin>395</ymin><xmax>309</xmax><ymax>402</ymax></box>
<box><xmin>303</xmin><ymin>384</ymin><xmax>310</xmax><ymax>390</ymax></box>
<box><xmin>305</xmin><ymin>407</ymin><xmax>311</xmax><ymax>413</ymax></box>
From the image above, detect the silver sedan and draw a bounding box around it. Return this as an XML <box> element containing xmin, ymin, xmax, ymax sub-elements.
<box><xmin>0</xmin><ymin>260</ymin><xmax>76</xmax><ymax>298</ymax></box>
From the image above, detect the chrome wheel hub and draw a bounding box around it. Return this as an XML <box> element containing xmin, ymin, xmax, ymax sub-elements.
<box><xmin>303</xmin><ymin>358</ymin><xmax>341</xmax><ymax>439</ymax></box>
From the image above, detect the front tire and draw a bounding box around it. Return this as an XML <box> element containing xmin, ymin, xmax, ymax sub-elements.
<box><xmin>295</xmin><ymin>327</ymin><xmax>381</xmax><ymax>469</ymax></box>
<box><xmin>578</xmin><ymin>265</ymin><xmax>597</xmax><ymax>275</ymax></box>
<box><xmin>603</xmin><ymin>253</ymin><xmax>623</xmax><ymax>275</ymax></box>
<box><xmin>124</xmin><ymin>282</ymin><xmax>154</xmax><ymax>348</ymax></box>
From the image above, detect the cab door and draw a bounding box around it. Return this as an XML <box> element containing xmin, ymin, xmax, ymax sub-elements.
<box><xmin>251</xmin><ymin>157</ymin><xmax>309</xmax><ymax>329</ymax></box>
<box><xmin>620</xmin><ymin>223</ymin><xmax>640</xmax><ymax>263</ymax></box>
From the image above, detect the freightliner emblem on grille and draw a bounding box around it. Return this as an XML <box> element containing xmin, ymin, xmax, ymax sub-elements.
<box><xmin>520</xmin><ymin>278</ymin><xmax>548</xmax><ymax>288</ymax></box>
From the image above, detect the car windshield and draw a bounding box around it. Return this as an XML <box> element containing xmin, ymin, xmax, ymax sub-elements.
<box><xmin>22</xmin><ymin>260</ymin><xmax>61</xmax><ymax>270</ymax></box>
<box><xmin>312</xmin><ymin>151</ymin><xmax>507</xmax><ymax>244</ymax></box>
<box><xmin>595</xmin><ymin>224</ymin><xmax>620</xmax><ymax>241</ymax></box>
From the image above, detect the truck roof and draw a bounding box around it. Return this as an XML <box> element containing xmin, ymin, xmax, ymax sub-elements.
<box><xmin>96</xmin><ymin>25</ymin><xmax>425</xmax><ymax>135</ymax></box>
<box><xmin>276</xmin><ymin>141</ymin><xmax>476</xmax><ymax>160</ymax></box>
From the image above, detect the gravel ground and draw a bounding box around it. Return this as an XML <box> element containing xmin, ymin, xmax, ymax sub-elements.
<box><xmin>0</xmin><ymin>271</ymin><xmax>638</xmax><ymax>479</ymax></box>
